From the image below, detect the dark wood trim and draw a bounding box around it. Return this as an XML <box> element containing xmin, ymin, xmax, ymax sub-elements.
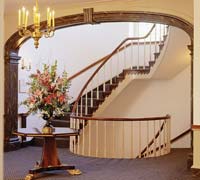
<box><xmin>188</xmin><ymin>44</ymin><xmax>193</xmax><ymax>147</ymax></box>
<box><xmin>4</xmin><ymin>51</ymin><xmax>21</xmax><ymax>151</ymax></box>
<box><xmin>4</xmin><ymin>10</ymin><xmax>193</xmax><ymax>54</ymax></box>
<box><xmin>70</xmin><ymin>114</ymin><xmax>170</xmax><ymax>121</ymax></box>
<box><xmin>171</xmin><ymin>128</ymin><xmax>191</xmax><ymax>143</ymax></box>
<box><xmin>18</xmin><ymin>113</ymin><xmax>29</xmax><ymax>128</ymax></box>
<box><xmin>192</xmin><ymin>125</ymin><xmax>200</xmax><ymax>130</ymax></box>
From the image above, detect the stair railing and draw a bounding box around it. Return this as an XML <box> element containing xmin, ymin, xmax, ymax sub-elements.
<box><xmin>70</xmin><ymin>114</ymin><xmax>171</xmax><ymax>158</ymax></box>
<box><xmin>70</xmin><ymin>24</ymin><xmax>168</xmax><ymax>118</ymax></box>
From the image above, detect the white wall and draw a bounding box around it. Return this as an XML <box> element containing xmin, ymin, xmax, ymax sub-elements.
<box><xmin>0</xmin><ymin>0</ymin><xmax>4</xmax><ymax>179</ymax></box>
<box><xmin>101</xmin><ymin>66</ymin><xmax>191</xmax><ymax>148</ymax></box>
<box><xmin>18</xmin><ymin>22</ymin><xmax>156</xmax><ymax>122</ymax></box>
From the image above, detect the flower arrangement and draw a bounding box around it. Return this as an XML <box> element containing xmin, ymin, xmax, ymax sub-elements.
<box><xmin>22</xmin><ymin>60</ymin><xmax>70</xmax><ymax>121</ymax></box>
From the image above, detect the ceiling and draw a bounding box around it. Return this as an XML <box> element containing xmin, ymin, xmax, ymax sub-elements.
<box><xmin>4</xmin><ymin>0</ymin><xmax>129</xmax><ymax>15</ymax></box>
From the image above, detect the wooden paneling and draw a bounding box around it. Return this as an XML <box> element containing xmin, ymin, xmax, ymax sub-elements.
<box><xmin>4</xmin><ymin>51</ymin><xmax>21</xmax><ymax>151</ymax></box>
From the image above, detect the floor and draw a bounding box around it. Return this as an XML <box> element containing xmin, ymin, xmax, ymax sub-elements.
<box><xmin>4</xmin><ymin>147</ymin><xmax>200</xmax><ymax>180</ymax></box>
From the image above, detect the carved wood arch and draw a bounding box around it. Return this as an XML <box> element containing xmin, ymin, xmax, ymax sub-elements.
<box><xmin>4</xmin><ymin>10</ymin><xmax>193</xmax><ymax>151</ymax></box>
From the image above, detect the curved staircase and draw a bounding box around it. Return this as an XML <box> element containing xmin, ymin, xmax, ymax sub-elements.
<box><xmin>50</xmin><ymin>23</ymin><xmax>169</xmax><ymax>149</ymax></box>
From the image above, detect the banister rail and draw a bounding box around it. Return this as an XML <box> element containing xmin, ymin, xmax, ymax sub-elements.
<box><xmin>67</xmin><ymin>24</ymin><xmax>156</xmax><ymax>82</ymax></box>
<box><xmin>70</xmin><ymin>114</ymin><xmax>170</xmax><ymax>121</ymax></box>
<box><xmin>70</xmin><ymin>114</ymin><xmax>171</xmax><ymax>158</ymax></box>
<box><xmin>71</xmin><ymin>24</ymin><xmax>156</xmax><ymax>113</ymax></box>
<box><xmin>67</xmin><ymin>40</ymin><xmax>160</xmax><ymax>82</ymax></box>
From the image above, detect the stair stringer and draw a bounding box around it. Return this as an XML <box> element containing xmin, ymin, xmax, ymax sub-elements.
<box><xmin>147</xmin><ymin>27</ymin><xmax>171</xmax><ymax>79</ymax></box>
<box><xmin>92</xmin><ymin>28</ymin><xmax>171</xmax><ymax>115</ymax></box>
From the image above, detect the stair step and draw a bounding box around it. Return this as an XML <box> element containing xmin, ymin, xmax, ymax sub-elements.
<box><xmin>159</xmin><ymin>43</ymin><xmax>164</xmax><ymax>51</ymax></box>
<box><xmin>154</xmin><ymin>52</ymin><xmax>160</xmax><ymax>59</ymax></box>
<box><xmin>80</xmin><ymin>98</ymin><xmax>104</xmax><ymax>106</ymax></box>
<box><xmin>163</xmin><ymin>34</ymin><xmax>168</xmax><ymax>41</ymax></box>
<box><xmin>105</xmin><ymin>83</ymin><xmax>118</xmax><ymax>91</ymax></box>
<box><xmin>92</xmin><ymin>90</ymin><xmax>111</xmax><ymax>99</ymax></box>
<box><xmin>149</xmin><ymin>61</ymin><xmax>156</xmax><ymax>67</ymax></box>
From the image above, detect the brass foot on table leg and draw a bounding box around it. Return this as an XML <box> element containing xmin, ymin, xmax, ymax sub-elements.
<box><xmin>67</xmin><ymin>169</ymin><xmax>82</xmax><ymax>175</ymax></box>
<box><xmin>25</xmin><ymin>174</ymin><xmax>34</xmax><ymax>180</ymax></box>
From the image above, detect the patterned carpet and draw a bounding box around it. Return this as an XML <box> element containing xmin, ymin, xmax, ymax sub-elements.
<box><xmin>4</xmin><ymin>147</ymin><xmax>199</xmax><ymax>180</ymax></box>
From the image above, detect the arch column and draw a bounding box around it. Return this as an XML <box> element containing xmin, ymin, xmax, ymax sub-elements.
<box><xmin>192</xmin><ymin>0</ymin><xmax>200</xmax><ymax>170</ymax></box>
<box><xmin>0</xmin><ymin>0</ymin><xmax>4</xmax><ymax>178</ymax></box>
<box><xmin>4</xmin><ymin>51</ymin><xmax>21</xmax><ymax>151</ymax></box>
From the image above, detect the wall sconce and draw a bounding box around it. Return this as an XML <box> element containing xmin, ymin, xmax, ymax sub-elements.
<box><xmin>20</xmin><ymin>58</ymin><xmax>31</xmax><ymax>71</ymax></box>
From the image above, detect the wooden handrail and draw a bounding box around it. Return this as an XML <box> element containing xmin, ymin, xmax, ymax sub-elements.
<box><xmin>192</xmin><ymin>125</ymin><xmax>200</xmax><ymax>130</ymax></box>
<box><xmin>67</xmin><ymin>34</ymin><xmax>159</xmax><ymax>81</ymax></box>
<box><xmin>72</xmin><ymin>24</ymin><xmax>156</xmax><ymax>113</ymax></box>
<box><xmin>171</xmin><ymin>128</ymin><xmax>191</xmax><ymax>143</ymax></box>
<box><xmin>68</xmin><ymin>55</ymin><xmax>109</xmax><ymax>81</ymax></box>
<box><xmin>70</xmin><ymin>114</ymin><xmax>170</xmax><ymax>122</ymax></box>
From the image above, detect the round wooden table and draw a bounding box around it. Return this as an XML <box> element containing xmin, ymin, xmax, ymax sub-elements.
<box><xmin>14</xmin><ymin>127</ymin><xmax>81</xmax><ymax>180</ymax></box>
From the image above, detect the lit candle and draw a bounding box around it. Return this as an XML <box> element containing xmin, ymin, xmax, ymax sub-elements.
<box><xmin>37</xmin><ymin>13</ymin><xmax>40</xmax><ymax>26</ymax></box>
<box><xmin>47</xmin><ymin>7</ymin><xmax>50</xmax><ymax>25</ymax></box>
<box><xmin>25</xmin><ymin>11</ymin><xmax>29</xmax><ymax>29</ymax></box>
<box><xmin>52</xmin><ymin>10</ymin><xmax>55</xmax><ymax>28</ymax></box>
<box><xmin>49</xmin><ymin>12</ymin><xmax>52</xmax><ymax>27</ymax></box>
<box><xmin>18</xmin><ymin>9</ymin><xmax>21</xmax><ymax>27</ymax></box>
<box><xmin>33</xmin><ymin>6</ymin><xmax>36</xmax><ymax>24</ymax></box>
<box><xmin>22</xmin><ymin>7</ymin><xmax>25</xmax><ymax>26</ymax></box>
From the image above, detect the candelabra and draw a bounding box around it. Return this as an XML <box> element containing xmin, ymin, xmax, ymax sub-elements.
<box><xmin>18</xmin><ymin>0</ymin><xmax>55</xmax><ymax>48</ymax></box>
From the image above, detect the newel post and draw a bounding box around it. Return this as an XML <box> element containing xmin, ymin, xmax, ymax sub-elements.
<box><xmin>4</xmin><ymin>51</ymin><xmax>21</xmax><ymax>151</ymax></box>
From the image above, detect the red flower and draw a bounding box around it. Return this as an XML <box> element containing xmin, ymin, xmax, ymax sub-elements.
<box><xmin>58</xmin><ymin>95</ymin><xmax>65</xmax><ymax>103</ymax></box>
<box><xmin>44</xmin><ymin>95</ymin><xmax>53</xmax><ymax>104</ymax></box>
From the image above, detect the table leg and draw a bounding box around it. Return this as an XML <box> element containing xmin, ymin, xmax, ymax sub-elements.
<box><xmin>40</xmin><ymin>137</ymin><xmax>61</xmax><ymax>167</ymax></box>
<box><xmin>25</xmin><ymin>137</ymin><xmax>81</xmax><ymax>179</ymax></box>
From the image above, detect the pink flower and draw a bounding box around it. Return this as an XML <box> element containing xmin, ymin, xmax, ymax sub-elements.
<box><xmin>29</xmin><ymin>96</ymin><xmax>36</xmax><ymax>103</ymax></box>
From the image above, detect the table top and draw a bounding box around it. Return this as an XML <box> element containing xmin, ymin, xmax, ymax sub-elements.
<box><xmin>13</xmin><ymin>127</ymin><xmax>79</xmax><ymax>137</ymax></box>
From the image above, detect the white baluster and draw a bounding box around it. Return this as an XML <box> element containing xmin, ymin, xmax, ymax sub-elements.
<box><xmin>153</xmin><ymin>120</ymin><xmax>156</xmax><ymax>157</ymax></box>
<box><xmin>123</xmin><ymin>45</ymin><xmax>126</xmax><ymax>70</ymax></box>
<box><xmin>146</xmin><ymin>121</ymin><xmax>149</xmax><ymax>157</ymax></box>
<box><xmin>113</xmin><ymin>120</ymin><xmax>115</xmax><ymax>158</ymax></box>
<box><xmin>88</xmin><ymin>120</ymin><xmax>91</xmax><ymax>156</ymax></box>
<box><xmin>139</xmin><ymin>121</ymin><xmax>141</xmax><ymax>158</ymax></box>
<box><xmin>85</xmin><ymin>89</ymin><xmax>88</xmax><ymax>115</ymax></box>
<box><xmin>131</xmin><ymin>41</ymin><xmax>134</xmax><ymax>69</ymax></box>
<box><xmin>137</xmin><ymin>39</ymin><xmax>140</xmax><ymax>69</ymax></box>
<box><xmin>131</xmin><ymin>121</ymin><xmax>134</xmax><ymax>158</ymax></box>
<box><xmin>117</xmin><ymin>49</ymin><xmax>120</xmax><ymax>76</ymax></box>
<box><xmin>159</xmin><ymin>120</ymin><xmax>161</xmax><ymax>156</ymax></box>
<box><xmin>110</xmin><ymin>57</ymin><xmax>113</xmax><ymax>84</ymax></box>
<box><xmin>143</xmin><ymin>38</ymin><xmax>146</xmax><ymax>69</ymax></box>
<box><xmin>159</xmin><ymin>24</ymin><xmax>162</xmax><ymax>44</ymax></box>
<box><xmin>150</xmin><ymin>32</ymin><xmax>152</xmax><ymax>62</ymax></box>
<box><xmin>96</xmin><ymin>120</ymin><xmax>99</xmax><ymax>157</ymax></box>
<box><xmin>104</xmin><ymin>120</ymin><xmax>107</xmax><ymax>157</ymax></box>
<box><xmin>122</xmin><ymin>121</ymin><xmax>125</xmax><ymax>158</ymax></box>
<box><xmin>103</xmin><ymin>64</ymin><xmax>106</xmax><ymax>92</ymax></box>
<box><xmin>81</xmin><ymin>119</ymin><xmax>85</xmax><ymax>155</ymax></box>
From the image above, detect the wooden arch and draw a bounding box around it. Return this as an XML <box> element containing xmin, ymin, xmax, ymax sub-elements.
<box><xmin>4</xmin><ymin>9</ymin><xmax>193</xmax><ymax>151</ymax></box>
